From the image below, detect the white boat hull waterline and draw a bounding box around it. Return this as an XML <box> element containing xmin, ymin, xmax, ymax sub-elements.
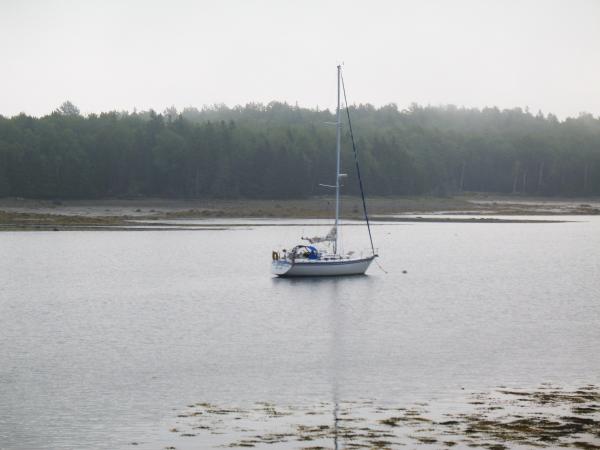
<box><xmin>272</xmin><ymin>255</ymin><xmax>376</xmax><ymax>277</ymax></box>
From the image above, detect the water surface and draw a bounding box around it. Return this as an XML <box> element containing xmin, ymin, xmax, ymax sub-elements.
<box><xmin>1</xmin><ymin>217</ymin><xmax>599</xmax><ymax>449</ymax></box>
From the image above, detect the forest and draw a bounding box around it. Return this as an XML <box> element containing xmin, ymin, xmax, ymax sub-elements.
<box><xmin>1</xmin><ymin>101</ymin><xmax>599</xmax><ymax>199</ymax></box>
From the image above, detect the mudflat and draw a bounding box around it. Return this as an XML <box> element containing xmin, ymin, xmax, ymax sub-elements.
<box><xmin>0</xmin><ymin>195</ymin><xmax>599</xmax><ymax>230</ymax></box>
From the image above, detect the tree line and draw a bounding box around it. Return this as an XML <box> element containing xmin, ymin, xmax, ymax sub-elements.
<box><xmin>1</xmin><ymin>101</ymin><xmax>599</xmax><ymax>199</ymax></box>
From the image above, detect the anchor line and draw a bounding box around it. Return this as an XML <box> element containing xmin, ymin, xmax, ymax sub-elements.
<box><xmin>374</xmin><ymin>257</ymin><xmax>388</xmax><ymax>274</ymax></box>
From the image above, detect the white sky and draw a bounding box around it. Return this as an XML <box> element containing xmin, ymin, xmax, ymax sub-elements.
<box><xmin>1</xmin><ymin>0</ymin><xmax>600</xmax><ymax>119</ymax></box>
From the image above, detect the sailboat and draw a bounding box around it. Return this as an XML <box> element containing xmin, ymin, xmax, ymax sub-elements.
<box><xmin>271</xmin><ymin>65</ymin><xmax>378</xmax><ymax>277</ymax></box>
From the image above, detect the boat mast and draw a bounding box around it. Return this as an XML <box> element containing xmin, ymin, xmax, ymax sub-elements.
<box><xmin>334</xmin><ymin>64</ymin><xmax>342</xmax><ymax>255</ymax></box>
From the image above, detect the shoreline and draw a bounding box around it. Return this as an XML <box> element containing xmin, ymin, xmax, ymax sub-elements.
<box><xmin>0</xmin><ymin>195</ymin><xmax>598</xmax><ymax>230</ymax></box>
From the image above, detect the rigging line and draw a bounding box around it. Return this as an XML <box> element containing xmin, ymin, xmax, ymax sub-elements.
<box><xmin>340</xmin><ymin>71</ymin><xmax>376</xmax><ymax>256</ymax></box>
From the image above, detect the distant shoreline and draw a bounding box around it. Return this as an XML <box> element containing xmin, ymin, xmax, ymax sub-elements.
<box><xmin>0</xmin><ymin>195</ymin><xmax>598</xmax><ymax>230</ymax></box>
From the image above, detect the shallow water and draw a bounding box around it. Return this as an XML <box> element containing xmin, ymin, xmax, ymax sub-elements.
<box><xmin>1</xmin><ymin>217</ymin><xmax>599</xmax><ymax>449</ymax></box>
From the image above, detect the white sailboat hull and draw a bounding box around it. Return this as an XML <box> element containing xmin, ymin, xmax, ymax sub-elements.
<box><xmin>272</xmin><ymin>256</ymin><xmax>375</xmax><ymax>277</ymax></box>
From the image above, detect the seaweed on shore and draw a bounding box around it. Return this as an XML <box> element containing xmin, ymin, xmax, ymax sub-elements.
<box><xmin>163</xmin><ymin>385</ymin><xmax>600</xmax><ymax>449</ymax></box>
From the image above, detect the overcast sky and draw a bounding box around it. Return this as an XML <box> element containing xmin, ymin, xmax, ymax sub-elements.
<box><xmin>1</xmin><ymin>0</ymin><xmax>599</xmax><ymax>119</ymax></box>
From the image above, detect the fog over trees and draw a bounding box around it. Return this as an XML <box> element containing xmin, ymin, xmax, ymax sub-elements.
<box><xmin>1</xmin><ymin>101</ymin><xmax>599</xmax><ymax>199</ymax></box>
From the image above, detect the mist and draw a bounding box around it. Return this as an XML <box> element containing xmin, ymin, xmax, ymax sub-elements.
<box><xmin>2</xmin><ymin>0</ymin><xmax>600</xmax><ymax>119</ymax></box>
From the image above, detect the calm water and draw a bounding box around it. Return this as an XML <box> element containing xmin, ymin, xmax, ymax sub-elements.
<box><xmin>1</xmin><ymin>217</ymin><xmax>599</xmax><ymax>449</ymax></box>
